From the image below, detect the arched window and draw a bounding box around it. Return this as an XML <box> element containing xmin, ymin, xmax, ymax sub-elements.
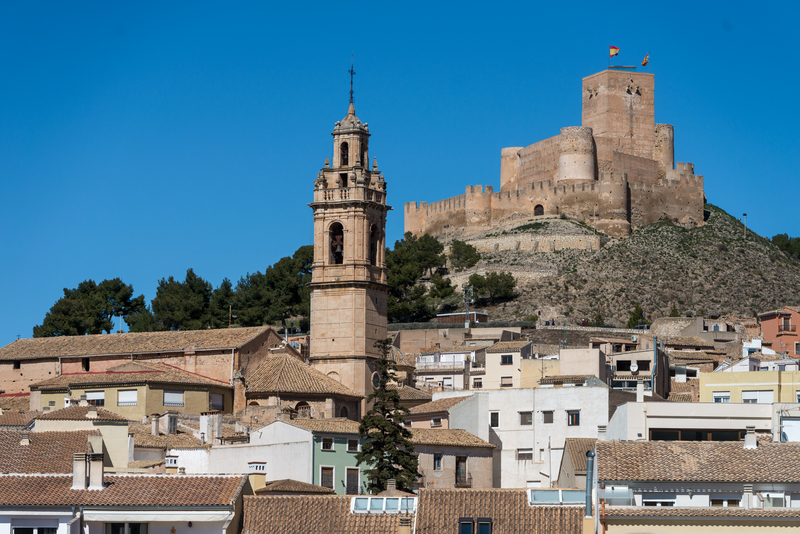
<box><xmin>534</xmin><ymin>204</ymin><xmax>544</xmax><ymax>216</ymax></box>
<box><xmin>340</xmin><ymin>142</ymin><xmax>349</xmax><ymax>166</ymax></box>
<box><xmin>360</xmin><ymin>145</ymin><xmax>366</xmax><ymax>168</ymax></box>
<box><xmin>330</xmin><ymin>223</ymin><xmax>344</xmax><ymax>265</ymax></box>
<box><xmin>296</xmin><ymin>401</ymin><xmax>311</xmax><ymax>415</ymax></box>
<box><xmin>327</xmin><ymin>371</ymin><xmax>340</xmax><ymax>382</ymax></box>
<box><xmin>369</xmin><ymin>224</ymin><xmax>379</xmax><ymax>266</ymax></box>
<box><xmin>340</xmin><ymin>406</ymin><xmax>349</xmax><ymax>419</ymax></box>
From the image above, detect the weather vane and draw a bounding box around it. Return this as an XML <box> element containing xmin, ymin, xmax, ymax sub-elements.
<box><xmin>349</xmin><ymin>55</ymin><xmax>356</xmax><ymax>104</ymax></box>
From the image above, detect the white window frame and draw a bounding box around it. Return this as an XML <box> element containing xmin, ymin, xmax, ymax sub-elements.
<box><xmin>86</xmin><ymin>390</ymin><xmax>105</xmax><ymax>406</ymax></box>
<box><xmin>117</xmin><ymin>389</ymin><xmax>137</xmax><ymax>406</ymax></box>
<box><xmin>517</xmin><ymin>448</ymin><xmax>533</xmax><ymax>461</ymax></box>
<box><xmin>500</xmin><ymin>376</ymin><xmax>513</xmax><ymax>388</ymax></box>
<box><xmin>713</xmin><ymin>391</ymin><xmax>730</xmax><ymax>403</ymax></box>
<box><xmin>567</xmin><ymin>410</ymin><xmax>580</xmax><ymax>426</ymax></box>
<box><xmin>489</xmin><ymin>411</ymin><xmax>499</xmax><ymax>428</ymax></box>
<box><xmin>163</xmin><ymin>390</ymin><xmax>184</xmax><ymax>407</ymax></box>
<box><xmin>431</xmin><ymin>417</ymin><xmax>442</xmax><ymax>427</ymax></box>
<box><xmin>442</xmin><ymin>377</ymin><xmax>453</xmax><ymax>388</ymax></box>
<box><xmin>347</xmin><ymin>438</ymin><xmax>359</xmax><ymax>452</ymax></box>
<box><xmin>742</xmin><ymin>390</ymin><xmax>774</xmax><ymax>404</ymax></box>
<box><xmin>321</xmin><ymin>437</ymin><xmax>335</xmax><ymax>451</ymax></box>
<box><xmin>433</xmin><ymin>452</ymin><xmax>443</xmax><ymax>471</ymax></box>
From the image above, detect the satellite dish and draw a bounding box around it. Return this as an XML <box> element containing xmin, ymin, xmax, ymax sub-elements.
<box><xmin>630</xmin><ymin>363</ymin><xmax>639</xmax><ymax>373</ymax></box>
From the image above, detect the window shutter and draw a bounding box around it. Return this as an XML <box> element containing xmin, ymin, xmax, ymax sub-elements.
<box><xmin>86</xmin><ymin>391</ymin><xmax>104</xmax><ymax>401</ymax></box>
<box><xmin>163</xmin><ymin>390</ymin><xmax>184</xmax><ymax>407</ymax></box>
<box><xmin>117</xmin><ymin>390</ymin><xmax>137</xmax><ymax>406</ymax></box>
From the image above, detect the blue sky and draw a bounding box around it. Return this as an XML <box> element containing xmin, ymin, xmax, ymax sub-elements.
<box><xmin>1</xmin><ymin>1</ymin><xmax>798</xmax><ymax>343</ymax></box>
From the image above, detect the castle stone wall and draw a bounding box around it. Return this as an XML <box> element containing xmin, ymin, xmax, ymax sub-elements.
<box><xmin>512</xmin><ymin>135</ymin><xmax>560</xmax><ymax>191</ymax></box>
<box><xmin>500</xmin><ymin>147</ymin><xmax>522</xmax><ymax>191</ymax></box>
<box><xmin>447</xmin><ymin>266</ymin><xmax>558</xmax><ymax>289</ymax></box>
<box><xmin>558</xmin><ymin>127</ymin><xmax>596</xmax><ymax>184</ymax></box>
<box><xmin>467</xmin><ymin>233</ymin><xmax>601</xmax><ymax>254</ymax></box>
<box><xmin>613</xmin><ymin>151</ymin><xmax>659</xmax><ymax>184</ymax></box>
<box><xmin>629</xmin><ymin>164</ymin><xmax>704</xmax><ymax>229</ymax></box>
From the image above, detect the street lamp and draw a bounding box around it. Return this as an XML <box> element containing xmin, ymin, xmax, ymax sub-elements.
<box><xmin>743</xmin><ymin>213</ymin><xmax>747</xmax><ymax>238</ymax></box>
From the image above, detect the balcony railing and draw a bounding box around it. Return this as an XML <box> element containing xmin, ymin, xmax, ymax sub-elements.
<box><xmin>415</xmin><ymin>362</ymin><xmax>466</xmax><ymax>371</ymax></box>
<box><xmin>455</xmin><ymin>473</ymin><xmax>472</xmax><ymax>488</ymax></box>
<box><xmin>779</xmin><ymin>325</ymin><xmax>797</xmax><ymax>333</ymax></box>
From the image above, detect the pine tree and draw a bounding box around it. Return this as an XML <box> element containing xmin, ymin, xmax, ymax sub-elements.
<box><xmin>356</xmin><ymin>339</ymin><xmax>420</xmax><ymax>493</ymax></box>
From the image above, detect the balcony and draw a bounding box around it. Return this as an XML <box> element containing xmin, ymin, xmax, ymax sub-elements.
<box><xmin>455</xmin><ymin>473</ymin><xmax>472</xmax><ymax>488</ymax></box>
<box><xmin>778</xmin><ymin>324</ymin><xmax>797</xmax><ymax>335</ymax></box>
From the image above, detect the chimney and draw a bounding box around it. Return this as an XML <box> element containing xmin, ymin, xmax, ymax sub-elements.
<box><xmin>636</xmin><ymin>379</ymin><xmax>644</xmax><ymax>403</ymax></box>
<box><xmin>178</xmin><ymin>467</ymin><xmax>186</xmax><ymax>475</ymax></box>
<box><xmin>88</xmin><ymin>453</ymin><xmax>104</xmax><ymax>489</ymax></box>
<box><xmin>79</xmin><ymin>395</ymin><xmax>88</xmax><ymax>407</ymax></box>
<box><xmin>744</xmin><ymin>426</ymin><xmax>757</xmax><ymax>450</ymax></box>
<box><xmin>387</xmin><ymin>479</ymin><xmax>397</xmax><ymax>492</ymax></box>
<box><xmin>248</xmin><ymin>461</ymin><xmax>266</xmax><ymax>491</ymax></box>
<box><xmin>86</xmin><ymin>405</ymin><xmax>98</xmax><ymax>419</ymax></box>
<box><xmin>597</xmin><ymin>425</ymin><xmax>607</xmax><ymax>440</ymax></box>
<box><xmin>151</xmin><ymin>414</ymin><xmax>160</xmax><ymax>436</ymax></box>
<box><xmin>743</xmin><ymin>484</ymin><xmax>753</xmax><ymax>509</ymax></box>
<box><xmin>19</xmin><ymin>433</ymin><xmax>30</xmax><ymax>446</ymax></box>
<box><xmin>72</xmin><ymin>453</ymin><xmax>87</xmax><ymax>489</ymax></box>
<box><xmin>399</xmin><ymin>517</ymin><xmax>413</xmax><ymax>534</ymax></box>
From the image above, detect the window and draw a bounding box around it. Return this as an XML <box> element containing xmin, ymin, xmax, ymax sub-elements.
<box><xmin>567</xmin><ymin>410</ymin><xmax>580</xmax><ymax>426</ymax></box>
<box><xmin>321</xmin><ymin>466</ymin><xmax>334</xmax><ymax>489</ymax></box>
<box><xmin>163</xmin><ymin>390</ymin><xmax>183</xmax><ymax>407</ymax></box>
<box><xmin>517</xmin><ymin>448</ymin><xmax>533</xmax><ymax>461</ymax></box>
<box><xmin>501</xmin><ymin>355</ymin><xmax>513</xmax><ymax>365</ymax></box>
<box><xmin>321</xmin><ymin>437</ymin><xmax>334</xmax><ymax>451</ymax></box>
<box><xmin>12</xmin><ymin>520</ymin><xmax>58</xmax><ymax>534</ymax></box>
<box><xmin>347</xmin><ymin>439</ymin><xmax>359</xmax><ymax>452</ymax></box>
<box><xmin>636</xmin><ymin>360</ymin><xmax>651</xmax><ymax>371</ymax></box>
<box><xmin>340</xmin><ymin>406</ymin><xmax>350</xmax><ymax>419</ymax></box>
<box><xmin>543</xmin><ymin>411</ymin><xmax>553</xmax><ymax>424</ymax></box>
<box><xmin>616</xmin><ymin>360</ymin><xmax>631</xmax><ymax>372</ymax></box>
<box><xmin>534</xmin><ymin>204</ymin><xmax>544</xmax><ymax>216</ymax></box>
<box><xmin>520</xmin><ymin>412</ymin><xmax>532</xmax><ymax>425</ymax></box>
<box><xmin>117</xmin><ymin>390</ymin><xmax>137</xmax><ymax>406</ymax></box>
<box><xmin>539</xmin><ymin>448</ymin><xmax>545</xmax><ymax>461</ymax></box>
<box><xmin>369</xmin><ymin>225</ymin><xmax>379</xmax><ymax>266</ymax></box>
<box><xmin>86</xmin><ymin>391</ymin><xmax>104</xmax><ymax>407</ymax></box>
<box><xmin>433</xmin><ymin>453</ymin><xmax>443</xmax><ymax>471</ymax></box>
<box><xmin>459</xmin><ymin>520</ymin><xmax>474</xmax><ymax>534</ymax></box>
<box><xmin>105</xmin><ymin>525</ymin><xmax>147</xmax><ymax>534</ymax></box>
<box><xmin>477</xmin><ymin>519</ymin><xmax>492</xmax><ymax>534</ymax></box>
<box><xmin>82</xmin><ymin>358</ymin><xmax>90</xmax><ymax>372</ymax></box>
<box><xmin>473</xmin><ymin>378</ymin><xmax>483</xmax><ymax>389</ymax></box>
<box><xmin>443</xmin><ymin>377</ymin><xmax>453</xmax><ymax>388</ymax></box>
<box><xmin>795</xmin><ymin>342</ymin><xmax>800</xmax><ymax>354</ymax></box>
<box><xmin>742</xmin><ymin>390</ymin><xmax>774</xmax><ymax>404</ymax></box>
<box><xmin>165</xmin><ymin>456</ymin><xmax>178</xmax><ymax>467</ymax></box>
<box><xmin>762</xmin><ymin>493</ymin><xmax>785</xmax><ymax>508</ymax></box>
<box><xmin>346</xmin><ymin>467</ymin><xmax>359</xmax><ymax>495</ymax></box>
<box><xmin>12</xmin><ymin>361</ymin><xmax>20</xmax><ymax>370</ymax></box>
<box><xmin>211</xmin><ymin>393</ymin><xmax>224</xmax><ymax>411</ymax></box>
<box><xmin>711</xmin><ymin>498</ymin><xmax>740</xmax><ymax>508</ymax></box>
<box><xmin>500</xmin><ymin>376</ymin><xmax>513</xmax><ymax>388</ymax></box>
<box><xmin>330</xmin><ymin>223</ymin><xmax>344</xmax><ymax>264</ymax></box>
<box><xmin>351</xmin><ymin>497</ymin><xmax>416</xmax><ymax>514</ymax></box>
<box><xmin>340</xmin><ymin>142</ymin><xmax>349</xmax><ymax>166</ymax></box>
<box><xmin>490</xmin><ymin>412</ymin><xmax>499</xmax><ymax>428</ymax></box>
<box><xmin>713</xmin><ymin>391</ymin><xmax>730</xmax><ymax>403</ymax></box>
<box><xmin>431</xmin><ymin>417</ymin><xmax>442</xmax><ymax>427</ymax></box>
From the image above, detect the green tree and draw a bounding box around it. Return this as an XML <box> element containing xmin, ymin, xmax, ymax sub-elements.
<box><xmin>626</xmin><ymin>303</ymin><xmax>650</xmax><ymax>328</ymax></box>
<box><xmin>428</xmin><ymin>273</ymin><xmax>455</xmax><ymax>300</ymax></box>
<box><xmin>126</xmin><ymin>307</ymin><xmax>162</xmax><ymax>332</ymax></box>
<box><xmin>35</xmin><ymin>278</ymin><xmax>146</xmax><ymax>337</ymax></box>
<box><xmin>356</xmin><ymin>339</ymin><xmax>420</xmax><ymax>493</ymax></box>
<box><xmin>386</xmin><ymin>233</ymin><xmax>445</xmax><ymax>323</ymax></box>
<box><xmin>449</xmin><ymin>240</ymin><xmax>480</xmax><ymax>271</ymax></box>
<box><xmin>467</xmin><ymin>272</ymin><xmax>516</xmax><ymax>304</ymax></box>
<box><xmin>772</xmin><ymin>233</ymin><xmax>800</xmax><ymax>260</ymax></box>
<box><xmin>669</xmin><ymin>305</ymin><xmax>680</xmax><ymax>317</ymax></box>
<box><xmin>209</xmin><ymin>278</ymin><xmax>236</xmax><ymax>329</ymax></box>
<box><xmin>152</xmin><ymin>268</ymin><xmax>213</xmax><ymax>330</ymax></box>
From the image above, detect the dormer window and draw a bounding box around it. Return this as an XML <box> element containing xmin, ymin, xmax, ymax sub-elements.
<box><xmin>340</xmin><ymin>142</ymin><xmax>349</xmax><ymax>166</ymax></box>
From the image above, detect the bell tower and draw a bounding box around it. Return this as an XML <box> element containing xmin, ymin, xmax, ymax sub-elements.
<box><xmin>308</xmin><ymin>91</ymin><xmax>391</xmax><ymax>417</ymax></box>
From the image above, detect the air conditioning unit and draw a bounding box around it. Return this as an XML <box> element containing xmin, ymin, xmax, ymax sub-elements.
<box><xmin>631</xmin><ymin>335</ymin><xmax>638</xmax><ymax>342</ymax></box>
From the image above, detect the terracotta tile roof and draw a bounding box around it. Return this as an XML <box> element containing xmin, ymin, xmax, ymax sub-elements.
<box><xmin>415</xmin><ymin>489</ymin><xmax>585</xmax><ymax>534</ymax></box>
<box><xmin>590</xmin><ymin>337</ymin><xmax>637</xmax><ymax>344</ymax></box>
<box><xmin>456</xmin><ymin>340</ymin><xmax>495</xmax><ymax>349</ymax></box>
<box><xmin>758</xmin><ymin>308</ymin><xmax>793</xmax><ymax>318</ymax></box>
<box><xmin>128</xmin><ymin>459</ymin><xmax>165</xmax><ymax>469</ymax></box>
<box><xmin>408</xmin><ymin>396</ymin><xmax>469</xmax><ymax>416</ymax></box>
<box><xmin>650</xmin><ymin>317</ymin><xmax>696</xmax><ymax>337</ymax></box>
<box><xmin>670</xmin><ymin>378</ymin><xmax>699</xmax><ymax>394</ymax></box>
<box><xmin>243</xmin><ymin>495</ymin><xmax>405</xmax><ymax>534</ymax></box>
<box><xmin>0</xmin><ymin>326</ymin><xmax>273</xmax><ymax>361</ymax></box>
<box><xmin>0</xmin><ymin>430</ymin><xmax>97</xmax><ymax>473</ymax></box>
<box><xmin>387</xmin><ymin>384</ymin><xmax>432</xmax><ymax>401</ymax></box>
<box><xmin>538</xmin><ymin>375</ymin><xmax>593</xmax><ymax>384</ymax></box>
<box><xmin>411</xmin><ymin>428</ymin><xmax>493</xmax><ymax>449</ymax></box>
<box><xmin>606</xmin><ymin>506</ymin><xmax>800</xmax><ymax>518</ymax></box>
<box><xmin>663</xmin><ymin>337</ymin><xmax>715</xmax><ymax>349</ymax></box>
<box><xmin>246</xmin><ymin>354</ymin><xmax>362</xmax><ymax>399</ymax></box>
<box><xmin>37</xmin><ymin>405</ymin><xmax>128</xmax><ymax>422</ymax></box>
<box><xmin>0</xmin><ymin>474</ymin><xmax>245</xmax><ymax>506</ymax></box>
<box><xmin>0</xmin><ymin>411</ymin><xmax>38</xmax><ymax>428</ymax></box>
<box><xmin>667</xmin><ymin>392</ymin><xmax>693</xmax><ymax>402</ymax></box>
<box><xmin>286</xmin><ymin>418</ymin><xmax>360</xmax><ymax>434</ymax></box>
<box><xmin>128</xmin><ymin>423</ymin><xmax>205</xmax><ymax>449</ymax></box>
<box><xmin>486</xmin><ymin>341</ymin><xmax>531</xmax><ymax>353</ymax></box>
<box><xmin>255</xmin><ymin>479</ymin><xmax>335</xmax><ymax>494</ymax></box>
<box><xmin>564</xmin><ymin>438</ymin><xmax>597</xmax><ymax>473</ymax></box>
<box><xmin>668</xmin><ymin>351</ymin><xmax>717</xmax><ymax>361</ymax></box>
<box><xmin>598</xmin><ymin>441</ymin><xmax>800</xmax><ymax>483</ymax></box>
<box><xmin>0</xmin><ymin>393</ymin><xmax>31</xmax><ymax>411</ymax></box>
<box><xmin>30</xmin><ymin>361</ymin><xmax>230</xmax><ymax>391</ymax></box>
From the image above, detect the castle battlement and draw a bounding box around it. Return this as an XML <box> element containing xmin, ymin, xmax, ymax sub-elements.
<box><xmin>405</xmin><ymin>69</ymin><xmax>706</xmax><ymax>239</ymax></box>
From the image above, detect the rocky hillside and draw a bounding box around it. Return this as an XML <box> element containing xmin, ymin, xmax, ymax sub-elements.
<box><xmin>457</xmin><ymin>205</ymin><xmax>800</xmax><ymax>326</ymax></box>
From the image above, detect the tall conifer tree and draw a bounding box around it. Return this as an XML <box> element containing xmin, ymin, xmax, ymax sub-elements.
<box><xmin>356</xmin><ymin>339</ymin><xmax>420</xmax><ymax>493</ymax></box>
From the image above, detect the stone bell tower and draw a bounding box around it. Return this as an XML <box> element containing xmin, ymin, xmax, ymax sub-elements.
<box><xmin>308</xmin><ymin>92</ymin><xmax>391</xmax><ymax>417</ymax></box>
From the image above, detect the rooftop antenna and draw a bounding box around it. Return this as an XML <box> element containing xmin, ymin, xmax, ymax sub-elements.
<box><xmin>349</xmin><ymin>55</ymin><xmax>356</xmax><ymax>104</ymax></box>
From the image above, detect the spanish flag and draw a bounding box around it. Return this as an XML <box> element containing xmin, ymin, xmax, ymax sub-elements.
<box><xmin>610</xmin><ymin>46</ymin><xmax>620</xmax><ymax>58</ymax></box>
<box><xmin>642</xmin><ymin>52</ymin><xmax>650</xmax><ymax>66</ymax></box>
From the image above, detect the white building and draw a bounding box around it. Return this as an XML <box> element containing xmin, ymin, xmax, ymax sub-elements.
<box><xmin>432</xmin><ymin>385</ymin><xmax>608</xmax><ymax>488</ymax></box>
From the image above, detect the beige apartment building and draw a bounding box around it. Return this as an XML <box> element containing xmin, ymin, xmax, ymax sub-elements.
<box><xmin>700</xmin><ymin>370</ymin><xmax>800</xmax><ymax>404</ymax></box>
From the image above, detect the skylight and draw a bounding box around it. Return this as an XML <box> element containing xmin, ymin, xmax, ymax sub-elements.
<box><xmin>351</xmin><ymin>496</ymin><xmax>416</xmax><ymax>514</ymax></box>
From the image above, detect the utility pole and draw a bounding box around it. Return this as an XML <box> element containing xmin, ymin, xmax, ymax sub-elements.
<box><xmin>228</xmin><ymin>304</ymin><xmax>233</xmax><ymax>328</ymax></box>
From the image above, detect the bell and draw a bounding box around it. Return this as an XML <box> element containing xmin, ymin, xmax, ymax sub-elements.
<box><xmin>335</xmin><ymin>244</ymin><xmax>343</xmax><ymax>253</ymax></box>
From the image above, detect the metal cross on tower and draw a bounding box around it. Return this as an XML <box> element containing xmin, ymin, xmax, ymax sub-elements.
<box><xmin>348</xmin><ymin>57</ymin><xmax>356</xmax><ymax>104</ymax></box>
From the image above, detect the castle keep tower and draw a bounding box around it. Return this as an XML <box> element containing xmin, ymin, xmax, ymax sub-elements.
<box><xmin>308</xmin><ymin>99</ymin><xmax>390</xmax><ymax>417</ymax></box>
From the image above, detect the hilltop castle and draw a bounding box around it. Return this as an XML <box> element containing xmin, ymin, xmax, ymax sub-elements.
<box><xmin>405</xmin><ymin>69</ymin><xmax>705</xmax><ymax>239</ymax></box>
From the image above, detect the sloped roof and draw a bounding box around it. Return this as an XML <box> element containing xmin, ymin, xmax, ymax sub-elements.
<box><xmin>410</xmin><ymin>428</ymin><xmax>493</xmax><ymax>449</ymax></box>
<box><xmin>564</xmin><ymin>438</ymin><xmax>597</xmax><ymax>473</ymax></box>
<box><xmin>0</xmin><ymin>326</ymin><xmax>273</xmax><ymax>361</ymax></box>
<box><xmin>30</xmin><ymin>361</ymin><xmax>230</xmax><ymax>391</ymax></box>
<box><xmin>598</xmin><ymin>441</ymin><xmax>800</xmax><ymax>483</ymax></box>
<box><xmin>387</xmin><ymin>384</ymin><xmax>431</xmax><ymax>401</ymax></box>
<box><xmin>668</xmin><ymin>351</ymin><xmax>717</xmax><ymax>361</ymax></box>
<box><xmin>256</xmin><ymin>479</ymin><xmax>334</xmax><ymax>494</ymax></box>
<box><xmin>670</xmin><ymin>378</ymin><xmax>699</xmax><ymax>394</ymax></box>
<box><xmin>128</xmin><ymin>459</ymin><xmax>165</xmax><ymax>469</ymax></box>
<box><xmin>486</xmin><ymin>341</ymin><xmax>531</xmax><ymax>353</ymax></box>
<box><xmin>0</xmin><ymin>474</ymin><xmax>245</xmax><ymax>506</ymax></box>
<box><xmin>408</xmin><ymin>396</ymin><xmax>470</xmax><ymax>416</ymax></box>
<box><xmin>0</xmin><ymin>430</ymin><xmax>97</xmax><ymax>473</ymax></box>
<box><xmin>606</xmin><ymin>506</ymin><xmax>800</xmax><ymax>519</ymax></box>
<box><xmin>128</xmin><ymin>423</ymin><xmax>205</xmax><ymax>449</ymax></box>
<box><xmin>0</xmin><ymin>393</ymin><xmax>31</xmax><ymax>411</ymax></box>
<box><xmin>415</xmin><ymin>489</ymin><xmax>584</xmax><ymax>534</ymax></box>
<box><xmin>663</xmin><ymin>337</ymin><xmax>715</xmax><ymax>349</ymax></box>
<box><xmin>246</xmin><ymin>354</ymin><xmax>362</xmax><ymax>399</ymax></box>
<box><xmin>243</xmin><ymin>494</ymin><xmax>405</xmax><ymax>534</ymax></box>
<box><xmin>286</xmin><ymin>418</ymin><xmax>360</xmax><ymax>434</ymax></box>
<box><xmin>538</xmin><ymin>375</ymin><xmax>594</xmax><ymax>385</ymax></box>
<box><xmin>667</xmin><ymin>392</ymin><xmax>692</xmax><ymax>402</ymax></box>
<box><xmin>37</xmin><ymin>405</ymin><xmax>128</xmax><ymax>422</ymax></box>
<box><xmin>0</xmin><ymin>411</ymin><xmax>38</xmax><ymax>428</ymax></box>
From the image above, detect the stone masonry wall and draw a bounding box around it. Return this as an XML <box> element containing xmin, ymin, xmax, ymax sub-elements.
<box><xmin>0</xmin><ymin>359</ymin><xmax>59</xmax><ymax>394</ymax></box>
<box><xmin>467</xmin><ymin>234</ymin><xmax>601</xmax><ymax>254</ymax></box>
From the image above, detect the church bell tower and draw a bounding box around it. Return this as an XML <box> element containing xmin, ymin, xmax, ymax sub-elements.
<box><xmin>308</xmin><ymin>76</ymin><xmax>391</xmax><ymax>417</ymax></box>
